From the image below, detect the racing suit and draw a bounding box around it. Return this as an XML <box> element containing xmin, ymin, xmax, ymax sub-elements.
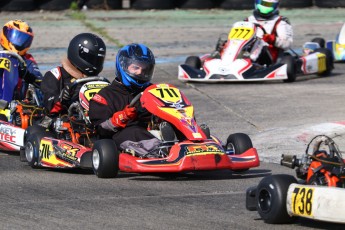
<box><xmin>15</xmin><ymin>53</ymin><xmax>43</xmax><ymax>100</ymax></box>
<box><xmin>245</xmin><ymin>10</ymin><xmax>293</xmax><ymax>64</ymax></box>
<box><xmin>89</xmin><ymin>80</ymin><xmax>161</xmax><ymax>157</ymax></box>
<box><xmin>40</xmin><ymin>57</ymin><xmax>84</xmax><ymax>114</ymax></box>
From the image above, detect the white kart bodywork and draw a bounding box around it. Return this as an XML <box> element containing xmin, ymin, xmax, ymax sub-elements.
<box><xmin>286</xmin><ymin>183</ymin><xmax>345</xmax><ymax>224</ymax></box>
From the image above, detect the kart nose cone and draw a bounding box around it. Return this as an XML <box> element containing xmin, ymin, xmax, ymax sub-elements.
<box><xmin>92</xmin><ymin>149</ymin><xmax>100</xmax><ymax>170</ymax></box>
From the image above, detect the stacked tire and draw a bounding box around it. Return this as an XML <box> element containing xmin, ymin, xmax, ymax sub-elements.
<box><xmin>130</xmin><ymin>0</ymin><xmax>175</xmax><ymax>9</ymax></box>
<box><xmin>176</xmin><ymin>0</ymin><xmax>215</xmax><ymax>9</ymax></box>
<box><xmin>0</xmin><ymin>0</ymin><xmax>36</xmax><ymax>11</ymax></box>
<box><xmin>314</xmin><ymin>0</ymin><xmax>345</xmax><ymax>8</ymax></box>
<box><xmin>280</xmin><ymin>0</ymin><xmax>313</xmax><ymax>8</ymax></box>
<box><xmin>85</xmin><ymin>0</ymin><xmax>122</xmax><ymax>9</ymax></box>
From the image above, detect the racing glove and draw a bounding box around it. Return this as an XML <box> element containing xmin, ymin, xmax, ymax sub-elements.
<box><xmin>263</xmin><ymin>34</ymin><xmax>276</xmax><ymax>45</ymax></box>
<box><xmin>111</xmin><ymin>105</ymin><xmax>137</xmax><ymax>129</ymax></box>
<box><xmin>59</xmin><ymin>85</ymin><xmax>71</xmax><ymax>103</ymax></box>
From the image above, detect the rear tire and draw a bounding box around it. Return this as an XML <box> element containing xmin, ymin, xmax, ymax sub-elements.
<box><xmin>92</xmin><ymin>139</ymin><xmax>119</xmax><ymax>178</ymax></box>
<box><xmin>281</xmin><ymin>55</ymin><xmax>296</xmax><ymax>83</ymax></box>
<box><xmin>185</xmin><ymin>56</ymin><xmax>201</xmax><ymax>69</ymax></box>
<box><xmin>256</xmin><ymin>174</ymin><xmax>297</xmax><ymax>224</ymax></box>
<box><xmin>311</xmin><ymin>37</ymin><xmax>325</xmax><ymax>48</ymax></box>
<box><xmin>0</xmin><ymin>114</ymin><xmax>8</xmax><ymax>122</ymax></box>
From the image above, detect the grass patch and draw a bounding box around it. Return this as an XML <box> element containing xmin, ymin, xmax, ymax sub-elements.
<box><xmin>67</xmin><ymin>11</ymin><xmax>123</xmax><ymax>48</ymax></box>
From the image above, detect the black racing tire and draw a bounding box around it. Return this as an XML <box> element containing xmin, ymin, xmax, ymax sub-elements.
<box><xmin>315</xmin><ymin>48</ymin><xmax>334</xmax><ymax>76</ymax></box>
<box><xmin>311</xmin><ymin>37</ymin><xmax>325</xmax><ymax>48</ymax></box>
<box><xmin>185</xmin><ymin>56</ymin><xmax>201</xmax><ymax>69</ymax></box>
<box><xmin>226</xmin><ymin>133</ymin><xmax>253</xmax><ymax>155</ymax></box>
<box><xmin>226</xmin><ymin>133</ymin><xmax>253</xmax><ymax>172</ymax></box>
<box><xmin>1</xmin><ymin>0</ymin><xmax>36</xmax><ymax>11</ymax></box>
<box><xmin>280</xmin><ymin>0</ymin><xmax>313</xmax><ymax>8</ymax></box>
<box><xmin>314</xmin><ymin>0</ymin><xmax>345</xmax><ymax>8</ymax></box>
<box><xmin>219</xmin><ymin>0</ymin><xmax>252</xmax><ymax>9</ymax></box>
<box><xmin>256</xmin><ymin>174</ymin><xmax>297</xmax><ymax>224</ymax></box>
<box><xmin>0</xmin><ymin>114</ymin><xmax>8</xmax><ymax>122</ymax></box>
<box><xmin>131</xmin><ymin>0</ymin><xmax>175</xmax><ymax>9</ymax></box>
<box><xmin>24</xmin><ymin>125</ymin><xmax>51</xmax><ymax>145</ymax></box>
<box><xmin>86</xmin><ymin>0</ymin><xmax>122</xmax><ymax>9</ymax></box>
<box><xmin>92</xmin><ymin>139</ymin><xmax>119</xmax><ymax>178</ymax></box>
<box><xmin>25</xmin><ymin>130</ymin><xmax>53</xmax><ymax>168</ymax></box>
<box><xmin>281</xmin><ymin>54</ymin><xmax>297</xmax><ymax>83</ymax></box>
<box><xmin>176</xmin><ymin>0</ymin><xmax>215</xmax><ymax>9</ymax></box>
<box><xmin>37</xmin><ymin>0</ymin><xmax>74</xmax><ymax>11</ymax></box>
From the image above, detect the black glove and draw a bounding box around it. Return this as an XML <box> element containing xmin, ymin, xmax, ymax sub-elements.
<box><xmin>18</xmin><ymin>63</ymin><xmax>28</xmax><ymax>79</ymax></box>
<box><xmin>59</xmin><ymin>85</ymin><xmax>71</xmax><ymax>102</ymax></box>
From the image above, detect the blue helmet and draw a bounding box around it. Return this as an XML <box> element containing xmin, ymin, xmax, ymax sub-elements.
<box><xmin>115</xmin><ymin>43</ymin><xmax>155</xmax><ymax>90</ymax></box>
<box><xmin>255</xmin><ymin>0</ymin><xmax>279</xmax><ymax>18</ymax></box>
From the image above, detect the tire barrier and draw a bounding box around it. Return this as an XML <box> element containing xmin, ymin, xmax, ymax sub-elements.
<box><xmin>130</xmin><ymin>0</ymin><xmax>175</xmax><ymax>9</ymax></box>
<box><xmin>37</xmin><ymin>0</ymin><xmax>74</xmax><ymax>11</ymax></box>
<box><xmin>280</xmin><ymin>0</ymin><xmax>313</xmax><ymax>8</ymax></box>
<box><xmin>176</xmin><ymin>0</ymin><xmax>215</xmax><ymax>9</ymax></box>
<box><xmin>1</xmin><ymin>0</ymin><xmax>36</xmax><ymax>11</ymax></box>
<box><xmin>314</xmin><ymin>0</ymin><xmax>345</xmax><ymax>8</ymax></box>
<box><xmin>84</xmin><ymin>0</ymin><xmax>122</xmax><ymax>9</ymax></box>
<box><xmin>219</xmin><ymin>0</ymin><xmax>253</xmax><ymax>10</ymax></box>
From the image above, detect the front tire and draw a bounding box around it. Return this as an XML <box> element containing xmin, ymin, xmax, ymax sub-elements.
<box><xmin>281</xmin><ymin>55</ymin><xmax>297</xmax><ymax>83</ymax></box>
<box><xmin>226</xmin><ymin>133</ymin><xmax>253</xmax><ymax>172</ymax></box>
<box><xmin>25</xmin><ymin>130</ymin><xmax>53</xmax><ymax>168</ymax></box>
<box><xmin>256</xmin><ymin>174</ymin><xmax>297</xmax><ymax>224</ymax></box>
<box><xmin>92</xmin><ymin>139</ymin><xmax>119</xmax><ymax>178</ymax></box>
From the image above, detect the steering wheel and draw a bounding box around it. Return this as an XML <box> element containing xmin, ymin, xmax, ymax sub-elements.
<box><xmin>253</xmin><ymin>23</ymin><xmax>268</xmax><ymax>35</ymax></box>
<box><xmin>65</xmin><ymin>76</ymin><xmax>109</xmax><ymax>97</ymax></box>
<box><xmin>129</xmin><ymin>92</ymin><xmax>143</xmax><ymax>108</ymax></box>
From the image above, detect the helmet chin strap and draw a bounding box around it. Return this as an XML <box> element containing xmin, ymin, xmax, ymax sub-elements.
<box><xmin>61</xmin><ymin>57</ymin><xmax>84</xmax><ymax>79</ymax></box>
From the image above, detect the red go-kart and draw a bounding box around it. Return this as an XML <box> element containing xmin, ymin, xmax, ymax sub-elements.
<box><xmin>25</xmin><ymin>83</ymin><xmax>260</xmax><ymax>178</ymax></box>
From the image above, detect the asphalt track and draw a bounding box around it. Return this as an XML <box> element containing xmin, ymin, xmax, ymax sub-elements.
<box><xmin>1</xmin><ymin>9</ymin><xmax>345</xmax><ymax>229</ymax></box>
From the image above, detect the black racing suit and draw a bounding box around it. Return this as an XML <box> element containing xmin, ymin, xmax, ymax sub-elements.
<box><xmin>89</xmin><ymin>80</ymin><xmax>160</xmax><ymax>156</ymax></box>
<box><xmin>40</xmin><ymin>66</ymin><xmax>82</xmax><ymax>114</ymax></box>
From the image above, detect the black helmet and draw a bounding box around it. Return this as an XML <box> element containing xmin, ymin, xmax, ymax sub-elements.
<box><xmin>67</xmin><ymin>33</ymin><xmax>106</xmax><ymax>76</ymax></box>
<box><xmin>115</xmin><ymin>43</ymin><xmax>155</xmax><ymax>90</ymax></box>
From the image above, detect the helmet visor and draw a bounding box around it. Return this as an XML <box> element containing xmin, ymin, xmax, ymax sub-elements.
<box><xmin>5</xmin><ymin>27</ymin><xmax>33</xmax><ymax>51</ymax></box>
<box><xmin>256</xmin><ymin>0</ymin><xmax>278</xmax><ymax>14</ymax></box>
<box><xmin>120</xmin><ymin>56</ymin><xmax>154</xmax><ymax>83</ymax></box>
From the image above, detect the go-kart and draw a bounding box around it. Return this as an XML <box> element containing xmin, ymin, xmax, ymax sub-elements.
<box><xmin>246</xmin><ymin>135</ymin><xmax>345</xmax><ymax>224</ymax></box>
<box><xmin>178</xmin><ymin>21</ymin><xmax>333</xmax><ymax>83</ymax></box>
<box><xmin>25</xmin><ymin>83</ymin><xmax>260</xmax><ymax>178</ymax></box>
<box><xmin>23</xmin><ymin>76</ymin><xmax>110</xmax><ymax>168</ymax></box>
<box><xmin>326</xmin><ymin>22</ymin><xmax>345</xmax><ymax>62</ymax></box>
<box><xmin>0</xmin><ymin>51</ymin><xmax>45</xmax><ymax>151</ymax></box>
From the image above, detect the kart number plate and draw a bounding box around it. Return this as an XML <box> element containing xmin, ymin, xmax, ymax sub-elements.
<box><xmin>316</xmin><ymin>53</ymin><xmax>326</xmax><ymax>73</ymax></box>
<box><xmin>0</xmin><ymin>57</ymin><xmax>11</xmax><ymax>72</ymax></box>
<box><xmin>228</xmin><ymin>27</ymin><xmax>254</xmax><ymax>40</ymax></box>
<box><xmin>149</xmin><ymin>85</ymin><xmax>181</xmax><ymax>103</ymax></box>
<box><xmin>291</xmin><ymin>186</ymin><xmax>314</xmax><ymax>217</ymax></box>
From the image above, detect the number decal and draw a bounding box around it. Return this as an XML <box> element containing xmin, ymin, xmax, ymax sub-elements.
<box><xmin>228</xmin><ymin>27</ymin><xmax>255</xmax><ymax>40</ymax></box>
<box><xmin>316</xmin><ymin>53</ymin><xmax>326</xmax><ymax>73</ymax></box>
<box><xmin>149</xmin><ymin>85</ymin><xmax>182</xmax><ymax>103</ymax></box>
<box><xmin>291</xmin><ymin>186</ymin><xmax>314</xmax><ymax>216</ymax></box>
<box><xmin>0</xmin><ymin>57</ymin><xmax>11</xmax><ymax>72</ymax></box>
<box><xmin>41</xmin><ymin>143</ymin><xmax>50</xmax><ymax>159</ymax></box>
